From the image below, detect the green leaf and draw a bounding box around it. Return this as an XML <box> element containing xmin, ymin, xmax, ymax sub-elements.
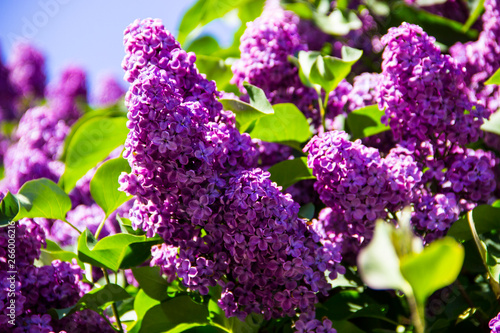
<box><xmin>59</xmin><ymin>116</ymin><xmax>128</xmax><ymax>193</ymax></box>
<box><xmin>298</xmin><ymin>203</ymin><xmax>315</xmax><ymax>220</ymax></box>
<box><xmin>313</xmin><ymin>9</ymin><xmax>363</xmax><ymax>36</ymax></box>
<box><xmin>178</xmin><ymin>0</ymin><xmax>253</xmax><ymax>45</ymax></box>
<box><xmin>462</xmin><ymin>0</ymin><xmax>485</xmax><ymax>32</ymax></box>
<box><xmin>400</xmin><ymin>237</ymin><xmax>464</xmax><ymax>305</ymax></box>
<box><xmin>268</xmin><ymin>157</ymin><xmax>315</xmax><ymax>189</ymax></box>
<box><xmin>297</xmin><ymin>51</ymin><xmax>322</xmax><ymax>87</ymax></box>
<box><xmin>330</xmin><ymin>321</ymin><xmax>366</xmax><ymax>333</ymax></box>
<box><xmin>15</xmin><ymin>178</ymin><xmax>72</xmax><ymax>221</ymax></box>
<box><xmin>346</xmin><ymin>105</ymin><xmax>390</xmax><ymax>140</ymax></box>
<box><xmin>485</xmin><ymin>67</ymin><xmax>500</xmax><ymax>85</ymax></box>
<box><xmin>77</xmin><ymin>229</ymin><xmax>162</xmax><ymax>272</ymax></box>
<box><xmin>77</xmin><ymin>283</ymin><xmax>132</xmax><ymax>311</ymax></box>
<box><xmin>128</xmin><ymin>289</ymin><xmax>161</xmax><ymax>333</ymax></box>
<box><xmin>390</xmin><ymin>3</ymin><xmax>478</xmax><ymax>46</ymax></box>
<box><xmin>283</xmin><ymin>2</ymin><xmax>314</xmax><ymax>19</ymax></box>
<box><xmin>39</xmin><ymin>239</ymin><xmax>84</xmax><ymax>269</ymax></box>
<box><xmin>90</xmin><ymin>157</ymin><xmax>131</xmax><ymax>218</ymax></box>
<box><xmin>135</xmin><ymin>289</ymin><xmax>160</xmax><ymax>320</ymax></box>
<box><xmin>195</xmin><ymin>55</ymin><xmax>235</xmax><ymax>93</ymax></box>
<box><xmin>211</xmin><ymin>0</ymin><xmax>264</xmax><ymax>59</ymax></box>
<box><xmin>317</xmin><ymin>290</ymin><xmax>389</xmax><ymax>322</ymax></box>
<box><xmin>219</xmin><ymin>98</ymin><xmax>273</xmax><ymax>132</ymax></box>
<box><xmin>481</xmin><ymin>109</ymin><xmax>500</xmax><ymax>135</ymax></box>
<box><xmin>132</xmin><ymin>266</ymin><xmax>170</xmax><ymax>301</ymax></box>
<box><xmin>0</xmin><ymin>192</ymin><xmax>20</xmax><ymax>226</ymax></box>
<box><xmin>357</xmin><ymin>221</ymin><xmax>411</xmax><ymax>293</ymax></box>
<box><xmin>60</xmin><ymin>106</ymin><xmax>126</xmax><ymax>161</ymax></box>
<box><xmin>243</xmin><ymin>82</ymin><xmax>274</xmax><ymax>115</ymax></box>
<box><xmin>139</xmin><ymin>295</ymin><xmax>209</xmax><ymax>333</ymax></box>
<box><xmin>187</xmin><ymin>36</ymin><xmax>221</xmax><ymax>56</ymax></box>
<box><xmin>484</xmin><ymin>235</ymin><xmax>500</xmax><ymax>283</ymax></box>
<box><xmin>220</xmin><ymin>85</ymin><xmax>274</xmax><ymax>132</ymax></box>
<box><xmin>309</xmin><ymin>47</ymin><xmax>363</xmax><ymax>95</ymax></box>
<box><xmin>249</xmin><ymin>103</ymin><xmax>312</xmax><ymax>147</ymax></box>
<box><xmin>52</xmin><ymin>284</ymin><xmax>131</xmax><ymax>321</ymax></box>
<box><xmin>447</xmin><ymin>203</ymin><xmax>500</xmax><ymax>241</ymax></box>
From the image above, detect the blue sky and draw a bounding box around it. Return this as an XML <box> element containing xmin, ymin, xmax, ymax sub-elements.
<box><xmin>0</xmin><ymin>0</ymin><xmax>236</xmax><ymax>95</ymax></box>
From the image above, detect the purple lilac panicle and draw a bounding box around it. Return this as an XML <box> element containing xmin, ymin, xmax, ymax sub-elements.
<box><xmin>2</xmin><ymin>105</ymin><xmax>68</xmax><ymax>192</ymax></box>
<box><xmin>94</xmin><ymin>75</ymin><xmax>125</xmax><ymax>107</ymax></box>
<box><xmin>0</xmin><ymin>214</ymin><xmax>105</xmax><ymax>332</ymax></box>
<box><xmin>305</xmin><ymin>131</ymin><xmax>420</xmax><ymax>256</ymax></box>
<box><xmin>450</xmin><ymin>0</ymin><xmax>500</xmax><ymax>115</ymax></box>
<box><xmin>8</xmin><ymin>42</ymin><xmax>46</xmax><ymax>101</ymax></box>
<box><xmin>0</xmin><ymin>49</ymin><xmax>18</xmax><ymax>121</ymax></box>
<box><xmin>231</xmin><ymin>3</ymin><xmax>305</xmax><ymax>94</ymax></box>
<box><xmin>46</xmin><ymin>65</ymin><xmax>87</xmax><ymax>123</ymax></box>
<box><xmin>378</xmin><ymin>22</ymin><xmax>488</xmax><ymax>147</ymax></box>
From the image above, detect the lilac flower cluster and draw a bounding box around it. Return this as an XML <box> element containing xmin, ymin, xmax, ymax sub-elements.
<box><xmin>231</xmin><ymin>1</ymin><xmax>305</xmax><ymax>94</ymax></box>
<box><xmin>346</xmin><ymin>72</ymin><xmax>381</xmax><ymax>112</ymax></box>
<box><xmin>0</xmin><ymin>219</ymin><xmax>45</xmax><ymax>271</ymax></box>
<box><xmin>378</xmin><ymin>23</ymin><xmax>488</xmax><ymax>147</ymax></box>
<box><xmin>0</xmin><ymin>216</ymin><xmax>111</xmax><ymax>332</ymax></box>
<box><xmin>305</xmin><ymin>131</ymin><xmax>421</xmax><ymax>256</ymax></box>
<box><xmin>46</xmin><ymin>65</ymin><xmax>88</xmax><ymax>123</ymax></box>
<box><xmin>450</xmin><ymin>0</ymin><xmax>500</xmax><ymax>113</ymax></box>
<box><xmin>93</xmin><ymin>75</ymin><xmax>125</xmax><ymax>107</ymax></box>
<box><xmin>20</xmin><ymin>260</ymin><xmax>87</xmax><ymax>315</ymax></box>
<box><xmin>14</xmin><ymin>105</ymin><xmax>69</xmax><ymax>159</ymax></box>
<box><xmin>8</xmin><ymin>42</ymin><xmax>46</xmax><ymax>102</ymax></box>
<box><xmin>450</xmin><ymin>0</ymin><xmax>500</xmax><ymax>151</ymax></box>
<box><xmin>120</xmin><ymin>18</ymin><xmax>343</xmax><ymax>326</ymax></box>
<box><xmin>1</xmin><ymin>106</ymin><xmax>67</xmax><ymax>192</ymax></box>
<box><xmin>0</xmin><ymin>50</ymin><xmax>18</xmax><ymax>121</ymax></box>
